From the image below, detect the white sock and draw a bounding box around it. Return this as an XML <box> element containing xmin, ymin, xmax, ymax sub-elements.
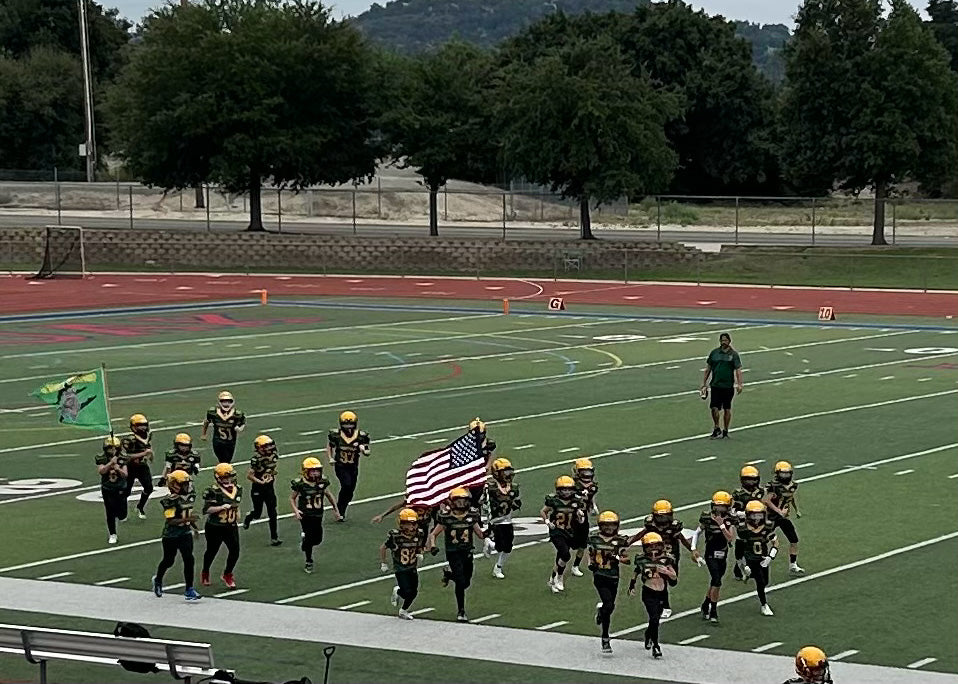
<box><xmin>497</xmin><ymin>552</ymin><xmax>510</xmax><ymax>568</ymax></box>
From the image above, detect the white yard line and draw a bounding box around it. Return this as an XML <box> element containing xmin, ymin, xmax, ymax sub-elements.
<box><xmin>408</xmin><ymin>607</ymin><xmax>434</xmax><ymax>617</ymax></box>
<box><xmin>831</xmin><ymin>650</ymin><xmax>860</xmax><ymax>662</ymax></box>
<box><xmin>610</xmin><ymin>532</ymin><xmax>958</xmax><ymax>638</ymax></box>
<box><xmin>337</xmin><ymin>600</ymin><xmax>371</xmax><ymax>611</ymax></box>
<box><xmin>908</xmin><ymin>658</ymin><xmax>939</xmax><ymax>670</ymax></box>
<box><xmin>93</xmin><ymin>576</ymin><xmax>130</xmax><ymax>586</ymax></box>
<box><xmin>535</xmin><ymin>621</ymin><xmax>569</xmax><ymax>631</ymax></box>
<box><xmin>678</xmin><ymin>635</ymin><xmax>710</xmax><ymax>645</ymax></box>
<box><xmin>3</xmin><ymin>577</ymin><xmax>953</xmax><ymax>684</ymax></box>
<box><xmin>212</xmin><ymin>589</ymin><xmax>249</xmax><ymax>599</ymax></box>
<box><xmin>469</xmin><ymin>614</ymin><xmax>501</xmax><ymax>624</ymax></box>
<box><xmin>752</xmin><ymin>642</ymin><xmax>784</xmax><ymax>653</ymax></box>
<box><xmin>37</xmin><ymin>571</ymin><xmax>72</xmax><ymax>581</ymax></box>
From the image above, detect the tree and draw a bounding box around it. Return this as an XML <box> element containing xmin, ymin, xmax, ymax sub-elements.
<box><xmin>927</xmin><ymin>0</ymin><xmax>958</xmax><ymax>72</ymax></box>
<box><xmin>0</xmin><ymin>48</ymin><xmax>85</xmax><ymax>172</ymax></box>
<box><xmin>496</xmin><ymin>36</ymin><xmax>678</xmax><ymax>239</ymax></box>
<box><xmin>379</xmin><ymin>42</ymin><xmax>499</xmax><ymax>236</ymax></box>
<box><xmin>105</xmin><ymin>0</ymin><xmax>383</xmax><ymax>231</ymax></box>
<box><xmin>782</xmin><ymin>0</ymin><xmax>958</xmax><ymax>244</ymax></box>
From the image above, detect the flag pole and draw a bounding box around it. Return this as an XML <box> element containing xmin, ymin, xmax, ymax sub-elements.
<box><xmin>100</xmin><ymin>363</ymin><xmax>114</xmax><ymax>439</ymax></box>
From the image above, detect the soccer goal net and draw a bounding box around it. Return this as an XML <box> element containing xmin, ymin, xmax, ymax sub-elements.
<box><xmin>33</xmin><ymin>225</ymin><xmax>87</xmax><ymax>279</ymax></box>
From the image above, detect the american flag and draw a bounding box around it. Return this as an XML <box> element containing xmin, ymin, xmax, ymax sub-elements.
<box><xmin>405</xmin><ymin>432</ymin><xmax>487</xmax><ymax>507</ymax></box>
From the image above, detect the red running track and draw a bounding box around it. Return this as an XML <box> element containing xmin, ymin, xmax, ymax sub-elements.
<box><xmin>2</xmin><ymin>273</ymin><xmax>957</xmax><ymax>317</ymax></box>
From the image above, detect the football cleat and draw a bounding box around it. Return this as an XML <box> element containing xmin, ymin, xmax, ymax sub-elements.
<box><xmin>390</xmin><ymin>586</ymin><xmax>400</xmax><ymax>607</ymax></box>
<box><xmin>709</xmin><ymin>426</ymin><xmax>722</xmax><ymax>439</ymax></box>
<box><xmin>761</xmin><ymin>604</ymin><xmax>774</xmax><ymax>616</ymax></box>
<box><xmin>200</xmin><ymin>571</ymin><xmax>211</xmax><ymax>586</ymax></box>
<box><xmin>137</xmin><ymin>509</ymin><xmax>147</xmax><ymax>520</ymax></box>
<box><xmin>790</xmin><ymin>563</ymin><xmax>805</xmax><ymax>575</ymax></box>
<box><xmin>304</xmin><ymin>561</ymin><xmax>314</xmax><ymax>574</ymax></box>
<box><xmin>222</xmin><ymin>574</ymin><xmax>236</xmax><ymax>589</ymax></box>
<box><xmin>108</xmin><ymin>534</ymin><xmax>117</xmax><ymax>545</ymax></box>
<box><xmin>184</xmin><ymin>587</ymin><xmax>201</xmax><ymax>601</ymax></box>
<box><xmin>601</xmin><ymin>639</ymin><xmax>613</xmax><ymax>655</ymax></box>
<box><xmin>457</xmin><ymin>612</ymin><xmax>468</xmax><ymax>623</ymax></box>
<box><xmin>151</xmin><ymin>575</ymin><xmax>162</xmax><ymax>598</ymax></box>
<box><xmin>483</xmin><ymin>538</ymin><xmax>496</xmax><ymax>558</ymax></box>
<box><xmin>270</xmin><ymin>538</ymin><xmax>283</xmax><ymax>547</ymax></box>
<box><xmin>554</xmin><ymin>575</ymin><xmax>565</xmax><ymax>592</ymax></box>
<box><xmin>661</xmin><ymin>608</ymin><xmax>673</xmax><ymax>619</ymax></box>
<box><xmin>652</xmin><ymin>644</ymin><xmax>663</xmax><ymax>659</ymax></box>
<box><xmin>571</xmin><ymin>565</ymin><xmax>584</xmax><ymax>577</ymax></box>
<box><xmin>548</xmin><ymin>577</ymin><xmax>560</xmax><ymax>594</ymax></box>
<box><xmin>398</xmin><ymin>609</ymin><xmax>414</xmax><ymax>620</ymax></box>
<box><xmin>492</xmin><ymin>565</ymin><xmax>505</xmax><ymax>579</ymax></box>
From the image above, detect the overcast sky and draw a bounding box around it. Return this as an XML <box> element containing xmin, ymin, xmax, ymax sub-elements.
<box><xmin>109</xmin><ymin>0</ymin><xmax>928</xmax><ymax>27</ymax></box>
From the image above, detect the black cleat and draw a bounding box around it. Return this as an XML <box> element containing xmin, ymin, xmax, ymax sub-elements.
<box><xmin>457</xmin><ymin>612</ymin><xmax>468</xmax><ymax>623</ymax></box>
<box><xmin>652</xmin><ymin>644</ymin><xmax>663</xmax><ymax>659</ymax></box>
<box><xmin>709</xmin><ymin>427</ymin><xmax>722</xmax><ymax>439</ymax></box>
<box><xmin>601</xmin><ymin>639</ymin><xmax>613</xmax><ymax>655</ymax></box>
<box><xmin>644</xmin><ymin>635</ymin><xmax>653</xmax><ymax>651</ymax></box>
<box><xmin>721</xmin><ymin>429</ymin><xmax>729</xmax><ymax>439</ymax></box>
<box><xmin>243</xmin><ymin>516</ymin><xmax>251</xmax><ymax>531</ymax></box>
<box><xmin>270</xmin><ymin>538</ymin><xmax>283</xmax><ymax>547</ymax></box>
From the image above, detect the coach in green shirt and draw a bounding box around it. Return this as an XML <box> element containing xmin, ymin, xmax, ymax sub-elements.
<box><xmin>701</xmin><ymin>332</ymin><xmax>743</xmax><ymax>439</ymax></box>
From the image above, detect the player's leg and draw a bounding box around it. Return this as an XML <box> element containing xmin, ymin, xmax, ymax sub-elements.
<box><xmin>642</xmin><ymin>586</ymin><xmax>665</xmax><ymax>656</ymax></box>
<box><xmin>594</xmin><ymin>575</ymin><xmax>617</xmax><ymax>648</ymax></box>
<box><xmin>733</xmin><ymin>538</ymin><xmax>745</xmax><ymax>579</ymax></box>
<box><xmin>222</xmin><ymin>526</ymin><xmax>240</xmax><ymax>580</ymax></box>
<box><xmin>135</xmin><ymin>464</ymin><xmax>153</xmax><ymax>516</ymax></box>
<box><xmin>201</xmin><ymin>524</ymin><xmax>222</xmax><ymax>584</ymax></box>
<box><xmin>748</xmin><ymin>558</ymin><xmax>772</xmax><ymax>614</ymax></box>
<box><xmin>102</xmin><ymin>489</ymin><xmax>118</xmax><ymax>541</ymax></box>
<box><xmin>705</xmin><ymin>554</ymin><xmax>726</xmax><ymax>621</ymax></box>
<box><xmin>244</xmin><ymin>482</ymin><xmax>264</xmax><ymax>528</ymax></box>
<box><xmin>154</xmin><ymin>537</ymin><xmax>178</xmax><ymax>590</ymax></box>
<box><xmin>779</xmin><ymin>519</ymin><xmax>803</xmax><ymax>574</ymax></box>
<box><xmin>549</xmin><ymin>534</ymin><xmax>571</xmax><ymax>591</ymax></box>
<box><xmin>213</xmin><ymin>441</ymin><xmax>233</xmax><ymax>464</ymax></box>
<box><xmin>179</xmin><ymin>535</ymin><xmax>200</xmax><ymax>599</ymax></box>
<box><xmin>445</xmin><ymin>550</ymin><xmax>467</xmax><ymax>618</ymax></box>
<box><xmin>571</xmin><ymin>522</ymin><xmax>588</xmax><ymax>576</ymax></box>
<box><xmin>493</xmin><ymin>523</ymin><xmax>513</xmax><ymax>578</ymax></box>
<box><xmin>263</xmin><ymin>483</ymin><xmax>281</xmax><ymax>543</ymax></box>
<box><xmin>335</xmin><ymin>464</ymin><xmax>357</xmax><ymax>520</ymax></box>
<box><xmin>396</xmin><ymin>568</ymin><xmax>418</xmax><ymax>613</ymax></box>
<box><xmin>299</xmin><ymin>519</ymin><xmax>315</xmax><ymax>572</ymax></box>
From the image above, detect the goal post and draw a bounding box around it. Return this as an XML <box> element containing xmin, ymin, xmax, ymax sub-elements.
<box><xmin>33</xmin><ymin>225</ymin><xmax>87</xmax><ymax>279</ymax></box>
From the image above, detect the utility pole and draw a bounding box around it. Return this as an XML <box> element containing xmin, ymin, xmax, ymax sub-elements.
<box><xmin>78</xmin><ymin>0</ymin><xmax>97</xmax><ymax>182</ymax></box>
<box><xmin>180</xmin><ymin>0</ymin><xmax>206</xmax><ymax>208</ymax></box>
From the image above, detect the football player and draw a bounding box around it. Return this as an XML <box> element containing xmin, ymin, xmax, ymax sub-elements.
<box><xmin>785</xmin><ymin>646</ymin><xmax>833</xmax><ymax>684</ymax></box>
<box><xmin>691</xmin><ymin>491</ymin><xmax>735</xmax><ymax>622</ymax></box>
<box><xmin>156</xmin><ymin>433</ymin><xmax>201</xmax><ymax>490</ymax></box>
<box><xmin>380</xmin><ymin>508</ymin><xmax>426</xmax><ymax>620</ymax></box>
<box><xmin>152</xmin><ymin>470</ymin><xmax>201</xmax><ymax>601</ymax></box>
<box><xmin>372</xmin><ymin>498</ymin><xmax>435</xmax><ymax>540</ymax></box>
<box><xmin>570</xmin><ymin>458</ymin><xmax>599</xmax><ymax>578</ymax></box>
<box><xmin>96</xmin><ymin>436</ymin><xmax>128</xmax><ymax>544</ymax></box>
<box><xmin>483</xmin><ymin>457</ymin><xmax>521</xmax><ymax>579</ymax></box>
<box><xmin>627</xmin><ymin>500</ymin><xmax>702</xmax><ymax>618</ymax></box>
<box><xmin>201</xmin><ymin>390</ymin><xmax>246</xmax><ymax>464</ymax></box>
<box><xmin>121</xmin><ymin>413</ymin><xmax>154</xmax><ymax>519</ymax></box>
<box><xmin>427</xmin><ymin>487</ymin><xmax>484</xmax><ymax>622</ymax></box>
<box><xmin>764</xmin><ymin>461</ymin><xmax>804</xmax><ymax>575</ymax></box>
<box><xmin>201</xmin><ymin>463</ymin><xmax>242</xmax><ymax>589</ymax></box>
<box><xmin>243</xmin><ymin>434</ymin><xmax>282</xmax><ymax>546</ymax></box>
<box><xmin>326</xmin><ymin>410</ymin><xmax>370</xmax><ymax>521</ymax></box>
<box><xmin>735</xmin><ymin>500</ymin><xmax>778</xmax><ymax>616</ymax></box>
<box><xmin>588</xmin><ymin>510</ymin><xmax>630</xmax><ymax>654</ymax></box>
<box><xmin>628</xmin><ymin>532</ymin><xmax>676</xmax><ymax>659</ymax></box>
<box><xmin>468</xmin><ymin>418</ymin><xmax>496</xmax><ymax>508</ymax></box>
<box><xmin>541</xmin><ymin>475</ymin><xmax>587</xmax><ymax>593</ymax></box>
<box><xmin>731</xmin><ymin>465</ymin><xmax>765</xmax><ymax>579</ymax></box>
<box><xmin>290</xmin><ymin>457</ymin><xmax>341</xmax><ymax>573</ymax></box>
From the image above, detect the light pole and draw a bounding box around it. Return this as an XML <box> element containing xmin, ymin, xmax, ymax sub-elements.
<box><xmin>78</xmin><ymin>0</ymin><xmax>97</xmax><ymax>182</ymax></box>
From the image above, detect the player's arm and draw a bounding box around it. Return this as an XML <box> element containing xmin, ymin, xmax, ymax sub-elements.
<box><xmin>658</xmin><ymin>561</ymin><xmax>677</xmax><ymax>580</ymax></box>
<box><xmin>201</xmin><ymin>414</ymin><xmax>210</xmax><ymax>440</ymax></box>
<box><xmin>690</xmin><ymin>524</ymin><xmax>702</xmax><ymax>551</ymax></box>
<box><xmin>289</xmin><ymin>490</ymin><xmax>302</xmax><ymax>520</ymax></box>
<box><xmin>246</xmin><ymin>467</ymin><xmax>260</xmax><ymax>484</ymax></box>
<box><xmin>234</xmin><ymin>413</ymin><xmax>246</xmax><ymax>433</ymax></box>
<box><xmin>325</xmin><ymin>441</ymin><xmax>335</xmax><ymax>468</ymax></box>
<box><xmin>372</xmin><ymin>498</ymin><xmax>406</xmax><ymax>523</ymax></box>
<box><xmin>96</xmin><ymin>457</ymin><xmax>113</xmax><ymax>475</ymax></box>
<box><xmin>116</xmin><ymin>461</ymin><xmax>128</xmax><ymax>477</ymax></box>
<box><xmin>472</xmin><ymin>522</ymin><xmax>484</xmax><ymax>539</ymax></box>
<box><xmin>791</xmin><ymin>492</ymin><xmax>801</xmax><ymax>518</ymax></box>
<box><xmin>761</xmin><ymin>534</ymin><xmax>780</xmax><ymax>567</ymax></box>
<box><xmin>762</xmin><ymin>491</ymin><xmax>787</xmax><ymax>517</ymax></box>
<box><xmin>627</xmin><ymin>564</ymin><xmax>641</xmax><ymax>595</ymax></box>
<box><xmin>325</xmin><ymin>488</ymin><xmax>342</xmax><ymax>520</ymax></box>
<box><xmin>359</xmin><ymin>432</ymin><xmax>370</xmax><ymax>457</ymax></box>
<box><xmin>379</xmin><ymin>541</ymin><xmax>390</xmax><ymax>571</ymax></box>
<box><xmin>540</xmin><ymin>504</ymin><xmax>554</xmax><ymax>528</ymax></box>
<box><xmin>719</xmin><ymin>518</ymin><xmax>735</xmax><ymax>543</ymax></box>
<box><xmin>427</xmin><ymin>524</ymin><xmax>444</xmax><ymax>552</ymax></box>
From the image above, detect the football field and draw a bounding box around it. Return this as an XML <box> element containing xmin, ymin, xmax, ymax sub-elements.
<box><xmin>1</xmin><ymin>295</ymin><xmax>957</xmax><ymax>684</ymax></box>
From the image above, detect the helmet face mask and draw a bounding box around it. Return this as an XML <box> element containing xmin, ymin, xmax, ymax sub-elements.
<box><xmin>449</xmin><ymin>487</ymin><xmax>471</xmax><ymax>511</ymax></box>
<box><xmin>745</xmin><ymin>500</ymin><xmax>766</xmax><ymax>526</ymax></box>
<box><xmin>217</xmin><ymin>391</ymin><xmax>234</xmax><ymax>412</ymax></box>
<box><xmin>339</xmin><ymin>410</ymin><xmax>357</xmax><ymax>435</ymax></box>
<box><xmin>398</xmin><ymin>508</ymin><xmax>419</xmax><ymax>535</ymax></box>
<box><xmin>301</xmin><ymin>457</ymin><xmax>322</xmax><ymax>481</ymax></box>
<box><xmin>167</xmin><ymin>470</ymin><xmax>190</xmax><ymax>493</ymax></box>
<box><xmin>710</xmin><ymin>491</ymin><xmax>732</xmax><ymax>517</ymax></box>
<box><xmin>576</xmin><ymin>468</ymin><xmax>594</xmax><ymax>483</ymax></box>
<box><xmin>776</xmin><ymin>469</ymin><xmax>793</xmax><ymax>484</ymax></box>
<box><xmin>103</xmin><ymin>436</ymin><xmax>122</xmax><ymax>455</ymax></box>
<box><xmin>597</xmin><ymin>511</ymin><xmax>619</xmax><ymax>536</ymax></box>
<box><xmin>254</xmin><ymin>435</ymin><xmax>276</xmax><ymax>456</ymax></box>
<box><xmin>173</xmin><ymin>433</ymin><xmax>192</xmax><ymax>455</ymax></box>
<box><xmin>130</xmin><ymin>414</ymin><xmax>149</xmax><ymax>437</ymax></box>
<box><xmin>214</xmin><ymin>464</ymin><xmax>236</xmax><ymax>487</ymax></box>
<box><xmin>491</xmin><ymin>458</ymin><xmax>513</xmax><ymax>483</ymax></box>
<box><xmin>555</xmin><ymin>475</ymin><xmax>575</xmax><ymax>499</ymax></box>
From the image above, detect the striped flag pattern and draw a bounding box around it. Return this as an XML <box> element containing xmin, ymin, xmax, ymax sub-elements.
<box><xmin>405</xmin><ymin>432</ymin><xmax>487</xmax><ymax>506</ymax></box>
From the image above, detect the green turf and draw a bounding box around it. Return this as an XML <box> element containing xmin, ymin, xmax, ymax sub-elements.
<box><xmin>1</xmin><ymin>300</ymin><xmax>956</xmax><ymax>680</ymax></box>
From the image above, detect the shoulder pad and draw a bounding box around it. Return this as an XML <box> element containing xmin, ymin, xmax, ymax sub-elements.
<box><xmin>644</xmin><ymin>514</ymin><xmax>654</xmax><ymax>525</ymax></box>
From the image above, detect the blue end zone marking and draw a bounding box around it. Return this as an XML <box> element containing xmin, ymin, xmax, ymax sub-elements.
<box><xmin>267</xmin><ymin>299</ymin><xmax>958</xmax><ymax>332</ymax></box>
<box><xmin>0</xmin><ymin>300</ymin><xmax>258</xmax><ymax>324</ymax></box>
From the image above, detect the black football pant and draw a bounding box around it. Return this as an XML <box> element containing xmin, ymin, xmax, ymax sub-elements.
<box><xmin>445</xmin><ymin>548</ymin><xmax>474</xmax><ymax>613</ymax></box>
<box><xmin>334</xmin><ymin>464</ymin><xmax>358</xmax><ymax>518</ymax></box>
<box><xmin>492</xmin><ymin>523</ymin><xmax>514</xmax><ymax>553</ymax></box>
<box><xmin>202</xmin><ymin>524</ymin><xmax>240</xmax><ymax>575</ymax></box>
<box><xmin>123</xmin><ymin>462</ymin><xmax>153</xmax><ymax>513</ymax></box>
<box><xmin>705</xmin><ymin>549</ymin><xmax>728</xmax><ymax>588</ymax></box>
<box><xmin>156</xmin><ymin>535</ymin><xmax>195</xmax><ymax>588</ymax></box>
<box><xmin>642</xmin><ymin>585</ymin><xmax>668</xmax><ymax>647</ymax></box>
<box><xmin>550</xmin><ymin>532</ymin><xmax>572</xmax><ymax>575</ymax></box>
<box><xmin>773</xmin><ymin>517</ymin><xmax>800</xmax><ymax>543</ymax></box>
<box><xmin>300</xmin><ymin>517</ymin><xmax>324</xmax><ymax>562</ymax></box>
<box><xmin>244</xmin><ymin>481</ymin><xmax>279</xmax><ymax>540</ymax></box>
<box><xmin>396</xmin><ymin>568</ymin><xmax>419</xmax><ymax>610</ymax></box>
<box><xmin>746</xmin><ymin>559</ymin><xmax>770</xmax><ymax>605</ymax></box>
<box><xmin>212</xmin><ymin>440</ymin><xmax>236</xmax><ymax>464</ymax></box>
<box><xmin>101</xmin><ymin>487</ymin><xmax>128</xmax><ymax>535</ymax></box>
<box><xmin>593</xmin><ymin>574</ymin><xmax>618</xmax><ymax>640</ymax></box>
<box><xmin>733</xmin><ymin>539</ymin><xmax>745</xmax><ymax>577</ymax></box>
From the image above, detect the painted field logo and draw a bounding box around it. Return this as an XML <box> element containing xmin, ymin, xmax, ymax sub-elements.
<box><xmin>0</xmin><ymin>478</ymin><xmax>82</xmax><ymax>497</ymax></box>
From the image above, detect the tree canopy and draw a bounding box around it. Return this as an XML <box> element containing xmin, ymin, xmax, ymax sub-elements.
<box><xmin>106</xmin><ymin>0</ymin><xmax>384</xmax><ymax>231</ymax></box>
<box><xmin>496</xmin><ymin>35</ymin><xmax>678</xmax><ymax>239</ymax></box>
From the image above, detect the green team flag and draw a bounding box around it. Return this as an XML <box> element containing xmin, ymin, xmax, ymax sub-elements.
<box><xmin>30</xmin><ymin>367</ymin><xmax>112</xmax><ymax>432</ymax></box>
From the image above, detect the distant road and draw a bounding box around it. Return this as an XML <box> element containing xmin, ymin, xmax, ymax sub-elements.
<box><xmin>0</xmin><ymin>213</ymin><xmax>955</xmax><ymax>246</ymax></box>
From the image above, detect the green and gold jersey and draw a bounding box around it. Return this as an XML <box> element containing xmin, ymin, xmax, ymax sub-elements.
<box><xmin>95</xmin><ymin>452</ymin><xmax>128</xmax><ymax>491</ymax></box>
<box><xmin>485</xmin><ymin>480</ymin><xmax>521</xmax><ymax>524</ymax></box>
<box><xmin>206</xmin><ymin>407</ymin><xmax>246</xmax><ymax>445</ymax></box>
<box><xmin>587</xmin><ymin>533</ymin><xmax>629</xmax><ymax>578</ymax></box>
<box><xmin>410</xmin><ymin>504</ymin><xmax>434</xmax><ymax>538</ymax></box>
<box><xmin>643</xmin><ymin>516</ymin><xmax>686</xmax><ymax>557</ymax></box>
<box><xmin>121</xmin><ymin>434</ymin><xmax>152</xmax><ymax>464</ymax></box>
<box><xmin>731</xmin><ymin>485</ymin><xmax>766</xmax><ymax>513</ymax></box>
<box><xmin>328</xmin><ymin>429</ymin><xmax>370</xmax><ymax>467</ymax></box>
<box><xmin>290</xmin><ymin>477</ymin><xmax>330</xmax><ymax>518</ymax></box>
<box><xmin>574</xmin><ymin>477</ymin><xmax>598</xmax><ymax>511</ymax></box>
<box><xmin>437</xmin><ymin>508</ymin><xmax>479</xmax><ymax>551</ymax></box>
<box><xmin>765</xmin><ymin>480</ymin><xmax>799</xmax><ymax>519</ymax></box>
<box><xmin>165</xmin><ymin>448</ymin><xmax>200</xmax><ymax>475</ymax></box>
<box><xmin>203</xmin><ymin>484</ymin><xmax>242</xmax><ymax>527</ymax></box>
<box><xmin>249</xmin><ymin>451</ymin><xmax>279</xmax><ymax>483</ymax></box>
<box><xmin>544</xmin><ymin>494</ymin><xmax>586</xmax><ymax>538</ymax></box>
<box><xmin>385</xmin><ymin>529</ymin><xmax>425</xmax><ymax>571</ymax></box>
<box><xmin>633</xmin><ymin>552</ymin><xmax>676</xmax><ymax>584</ymax></box>
<box><xmin>698</xmin><ymin>511</ymin><xmax>732</xmax><ymax>551</ymax></box>
<box><xmin>736</xmin><ymin>520</ymin><xmax>778</xmax><ymax>561</ymax></box>
<box><xmin>160</xmin><ymin>493</ymin><xmax>195</xmax><ymax>538</ymax></box>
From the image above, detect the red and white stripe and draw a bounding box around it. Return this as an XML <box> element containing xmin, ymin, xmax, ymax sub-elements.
<box><xmin>405</xmin><ymin>447</ymin><xmax>486</xmax><ymax>507</ymax></box>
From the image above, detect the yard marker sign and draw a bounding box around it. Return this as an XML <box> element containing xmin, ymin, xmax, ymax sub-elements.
<box><xmin>818</xmin><ymin>306</ymin><xmax>836</xmax><ymax>321</ymax></box>
<box><xmin>548</xmin><ymin>297</ymin><xmax>566</xmax><ymax>311</ymax></box>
